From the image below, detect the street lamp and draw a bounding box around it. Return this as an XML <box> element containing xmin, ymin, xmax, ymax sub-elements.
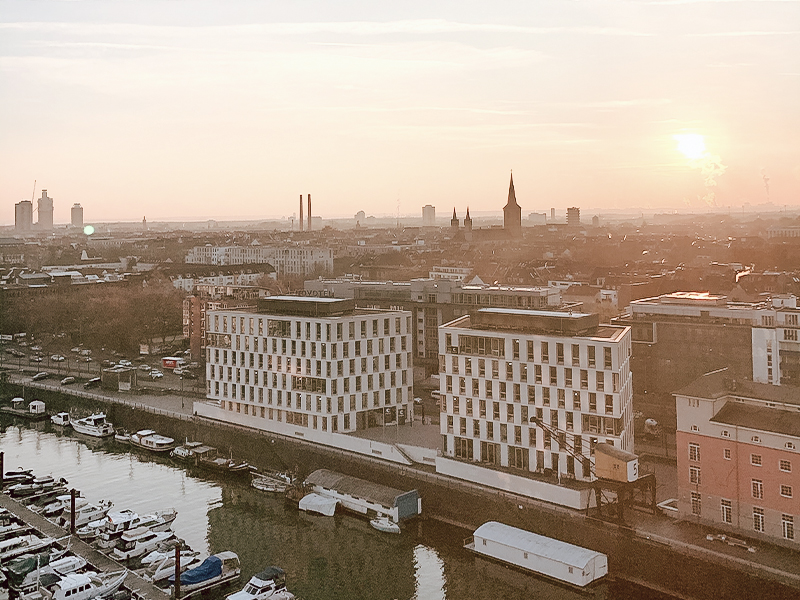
<box><xmin>180</xmin><ymin>376</ymin><xmax>184</xmax><ymax>409</ymax></box>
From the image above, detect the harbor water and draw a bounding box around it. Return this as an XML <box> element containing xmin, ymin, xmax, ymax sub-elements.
<box><xmin>0</xmin><ymin>418</ymin><xmax>673</xmax><ymax>600</ymax></box>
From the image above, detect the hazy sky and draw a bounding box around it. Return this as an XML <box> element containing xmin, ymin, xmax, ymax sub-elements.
<box><xmin>1</xmin><ymin>1</ymin><xmax>799</xmax><ymax>224</ymax></box>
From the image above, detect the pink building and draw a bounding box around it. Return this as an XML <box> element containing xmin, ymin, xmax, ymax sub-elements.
<box><xmin>675</xmin><ymin>368</ymin><xmax>800</xmax><ymax>548</ymax></box>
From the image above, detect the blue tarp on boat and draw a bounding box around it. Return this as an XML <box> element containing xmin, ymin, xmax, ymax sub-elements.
<box><xmin>169</xmin><ymin>555</ymin><xmax>221</xmax><ymax>585</ymax></box>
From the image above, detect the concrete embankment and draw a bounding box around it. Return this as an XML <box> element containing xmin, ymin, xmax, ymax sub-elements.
<box><xmin>7</xmin><ymin>383</ymin><xmax>800</xmax><ymax>600</ymax></box>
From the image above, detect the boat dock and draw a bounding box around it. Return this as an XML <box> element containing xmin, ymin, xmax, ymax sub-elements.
<box><xmin>0</xmin><ymin>493</ymin><xmax>169</xmax><ymax>600</ymax></box>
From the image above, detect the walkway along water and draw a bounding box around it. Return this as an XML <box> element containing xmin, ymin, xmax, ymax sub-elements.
<box><xmin>6</xmin><ymin>379</ymin><xmax>800</xmax><ymax>600</ymax></box>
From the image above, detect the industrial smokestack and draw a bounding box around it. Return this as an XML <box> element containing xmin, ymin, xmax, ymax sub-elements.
<box><xmin>307</xmin><ymin>194</ymin><xmax>311</xmax><ymax>231</ymax></box>
<box><xmin>299</xmin><ymin>194</ymin><xmax>303</xmax><ymax>231</ymax></box>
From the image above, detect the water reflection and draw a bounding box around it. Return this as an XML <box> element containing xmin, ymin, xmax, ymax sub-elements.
<box><xmin>413</xmin><ymin>544</ymin><xmax>446</xmax><ymax>600</ymax></box>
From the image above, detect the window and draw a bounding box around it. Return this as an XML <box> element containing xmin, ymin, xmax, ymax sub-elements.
<box><xmin>782</xmin><ymin>515</ymin><xmax>795</xmax><ymax>540</ymax></box>
<box><xmin>689</xmin><ymin>466</ymin><xmax>701</xmax><ymax>485</ymax></box>
<box><xmin>753</xmin><ymin>507</ymin><xmax>765</xmax><ymax>532</ymax></box>
<box><xmin>588</xmin><ymin>346</ymin><xmax>596</xmax><ymax>368</ymax></box>
<box><xmin>752</xmin><ymin>479</ymin><xmax>763</xmax><ymax>499</ymax></box>
<box><xmin>721</xmin><ymin>430</ymin><xmax>730</xmax><ymax>438</ymax></box>
<box><xmin>604</xmin><ymin>347</ymin><xmax>612</xmax><ymax>369</ymax></box>
<box><xmin>689</xmin><ymin>442</ymin><xmax>700</xmax><ymax>462</ymax></box>
<box><xmin>780</xmin><ymin>459</ymin><xmax>792</xmax><ymax>472</ymax></box>
<box><xmin>780</xmin><ymin>485</ymin><xmax>793</xmax><ymax>498</ymax></box>
<box><xmin>721</xmin><ymin>499</ymin><xmax>732</xmax><ymax>524</ymax></box>
<box><xmin>541</xmin><ymin>342</ymin><xmax>549</xmax><ymax>363</ymax></box>
<box><xmin>751</xmin><ymin>454</ymin><xmax>762</xmax><ymax>466</ymax></box>
<box><xmin>691</xmin><ymin>492</ymin><xmax>701</xmax><ymax>516</ymax></box>
<box><xmin>787</xmin><ymin>442</ymin><xmax>797</xmax><ymax>450</ymax></box>
<box><xmin>751</xmin><ymin>436</ymin><xmax>761</xmax><ymax>444</ymax></box>
<box><xmin>724</xmin><ymin>448</ymin><xmax>731</xmax><ymax>460</ymax></box>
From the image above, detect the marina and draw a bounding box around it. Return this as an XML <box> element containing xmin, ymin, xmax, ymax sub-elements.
<box><xmin>0</xmin><ymin>418</ymin><xmax>665</xmax><ymax>600</ymax></box>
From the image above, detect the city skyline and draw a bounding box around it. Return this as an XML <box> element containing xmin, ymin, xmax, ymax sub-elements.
<box><xmin>1</xmin><ymin>1</ymin><xmax>798</xmax><ymax>225</ymax></box>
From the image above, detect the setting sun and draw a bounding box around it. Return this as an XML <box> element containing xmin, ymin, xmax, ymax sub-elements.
<box><xmin>674</xmin><ymin>133</ymin><xmax>707</xmax><ymax>160</ymax></box>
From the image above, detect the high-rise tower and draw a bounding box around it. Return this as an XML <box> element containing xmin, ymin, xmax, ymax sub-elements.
<box><xmin>37</xmin><ymin>190</ymin><xmax>54</xmax><ymax>230</ymax></box>
<box><xmin>15</xmin><ymin>200</ymin><xmax>33</xmax><ymax>231</ymax></box>
<box><xmin>71</xmin><ymin>203</ymin><xmax>84</xmax><ymax>229</ymax></box>
<box><xmin>503</xmin><ymin>173</ymin><xmax>522</xmax><ymax>237</ymax></box>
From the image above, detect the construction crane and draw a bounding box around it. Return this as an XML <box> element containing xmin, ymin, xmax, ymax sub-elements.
<box><xmin>31</xmin><ymin>180</ymin><xmax>38</xmax><ymax>216</ymax></box>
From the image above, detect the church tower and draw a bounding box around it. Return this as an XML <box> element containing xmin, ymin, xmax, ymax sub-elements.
<box><xmin>464</xmin><ymin>207</ymin><xmax>473</xmax><ymax>241</ymax></box>
<box><xmin>503</xmin><ymin>172</ymin><xmax>522</xmax><ymax>237</ymax></box>
<box><xmin>450</xmin><ymin>207</ymin><xmax>460</xmax><ymax>233</ymax></box>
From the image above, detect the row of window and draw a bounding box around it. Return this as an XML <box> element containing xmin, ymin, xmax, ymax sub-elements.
<box><xmin>689</xmin><ymin>467</ymin><xmax>793</xmax><ymax>498</ymax></box>
<box><xmin>444</xmin><ymin>335</ymin><xmax>618</xmax><ymax>368</ymax></box>
<box><xmin>689</xmin><ymin>443</ymin><xmax>794</xmax><ymax>471</ymax></box>
<box><xmin>447</xmin><ymin>392</ymin><xmax>616</xmax><ymax>416</ymax></box>
<box><xmin>445</xmin><ymin>368</ymin><xmax>621</xmax><ymax>394</ymax></box>
<box><xmin>211</xmin><ymin>314</ymin><xmax>409</xmax><ymax>340</ymax></box>
<box><xmin>210</xmin><ymin>334</ymin><xmax>409</xmax><ymax>359</ymax></box>
<box><xmin>209</xmin><ymin>382</ymin><xmax>410</xmax><ymax>408</ymax></box>
<box><xmin>690</xmin><ymin>494</ymin><xmax>795</xmax><ymax>540</ymax></box>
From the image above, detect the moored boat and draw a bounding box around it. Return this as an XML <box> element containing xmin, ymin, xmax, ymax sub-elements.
<box><xmin>171</xmin><ymin>443</ymin><xmax>252</xmax><ymax>474</ymax></box>
<box><xmin>94</xmin><ymin>509</ymin><xmax>177</xmax><ymax>550</ymax></box>
<box><xmin>226</xmin><ymin>566</ymin><xmax>294</xmax><ymax>600</ymax></box>
<box><xmin>130</xmin><ymin>430</ymin><xmax>176</xmax><ymax>453</ymax></box>
<box><xmin>70</xmin><ymin>413</ymin><xmax>114</xmax><ymax>438</ymax></box>
<box><xmin>110</xmin><ymin>526</ymin><xmax>175</xmax><ymax>561</ymax></box>
<box><xmin>22</xmin><ymin>569</ymin><xmax>127</xmax><ymax>600</ymax></box>
<box><xmin>114</xmin><ymin>429</ymin><xmax>131</xmax><ymax>444</ymax></box>
<box><xmin>168</xmin><ymin>551</ymin><xmax>241</xmax><ymax>599</ymax></box>
<box><xmin>251</xmin><ymin>475</ymin><xmax>289</xmax><ymax>494</ymax></box>
<box><xmin>369</xmin><ymin>516</ymin><xmax>400</xmax><ymax>534</ymax></box>
<box><xmin>50</xmin><ymin>413</ymin><xmax>70</xmax><ymax>427</ymax></box>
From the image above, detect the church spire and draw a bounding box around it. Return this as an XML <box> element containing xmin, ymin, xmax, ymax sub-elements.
<box><xmin>505</xmin><ymin>171</ymin><xmax>518</xmax><ymax>209</ymax></box>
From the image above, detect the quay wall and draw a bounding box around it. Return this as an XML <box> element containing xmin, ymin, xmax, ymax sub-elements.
<box><xmin>5</xmin><ymin>385</ymin><xmax>800</xmax><ymax>600</ymax></box>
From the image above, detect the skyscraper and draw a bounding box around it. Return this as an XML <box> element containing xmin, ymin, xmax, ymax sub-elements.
<box><xmin>37</xmin><ymin>190</ymin><xmax>53</xmax><ymax>230</ymax></box>
<box><xmin>422</xmin><ymin>204</ymin><xmax>436</xmax><ymax>227</ymax></box>
<box><xmin>567</xmin><ymin>207</ymin><xmax>581</xmax><ymax>227</ymax></box>
<box><xmin>503</xmin><ymin>173</ymin><xmax>522</xmax><ymax>237</ymax></box>
<box><xmin>71</xmin><ymin>203</ymin><xmax>84</xmax><ymax>229</ymax></box>
<box><xmin>15</xmin><ymin>200</ymin><xmax>33</xmax><ymax>231</ymax></box>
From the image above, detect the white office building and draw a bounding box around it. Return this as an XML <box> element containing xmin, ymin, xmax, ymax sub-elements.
<box><xmin>438</xmin><ymin>309</ymin><xmax>633</xmax><ymax>482</ymax></box>
<box><xmin>185</xmin><ymin>245</ymin><xmax>333</xmax><ymax>276</ymax></box>
<box><xmin>203</xmin><ymin>297</ymin><xmax>413</xmax><ymax>435</ymax></box>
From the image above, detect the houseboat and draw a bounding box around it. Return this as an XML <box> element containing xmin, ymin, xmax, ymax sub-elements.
<box><xmin>465</xmin><ymin>522</ymin><xmax>608</xmax><ymax>589</ymax></box>
<box><xmin>70</xmin><ymin>413</ymin><xmax>115</xmax><ymax>438</ymax></box>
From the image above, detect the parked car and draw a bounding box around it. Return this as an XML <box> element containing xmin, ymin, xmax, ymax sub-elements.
<box><xmin>84</xmin><ymin>377</ymin><xmax>101</xmax><ymax>389</ymax></box>
<box><xmin>32</xmin><ymin>372</ymin><xmax>49</xmax><ymax>381</ymax></box>
<box><xmin>118</xmin><ymin>359</ymin><xmax>132</xmax><ymax>367</ymax></box>
<box><xmin>30</xmin><ymin>345</ymin><xmax>41</xmax><ymax>351</ymax></box>
<box><xmin>179</xmin><ymin>371</ymin><xmax>197</xmax><ymax>380</ymax></box>
<box><xmin>51</xmin><ymin>354</ymin><xmax>65</xmax><ymax>362</ymax></box>
<box><xmin>149</xmin><ymin>370</ymin><xmax>164</xmax><ymax>379</ymax></box>
<box><xmin>70</xmin><ymin>347</ymin><xmax>81</xmax><ymax>353</ymax></box>
<box><xmin>138</xmin><ymin>364</ymin><xmax>151</xmax><ymax>371</ymax></box>
<box><xmin>60</xmin><ymin>376</ymin><xmax>76</xmax><ymax>385</ymax></box>
<box><xmin>101</xmin><ymin>359</ymin><xmax>114</xmax><ymax>367</ymax></box>
<box><xmin>31</xmin><ymin>356</ymin><xmax>43</xmax><ymax>362</ymax></box>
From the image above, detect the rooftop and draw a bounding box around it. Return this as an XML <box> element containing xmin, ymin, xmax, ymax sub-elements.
<box><xmin>675</xmin><ymin>368</ymin><xmax>800</xmax><ymax>406</ymax></box>
<box><xmin>444</xmin><ymin>308</ymin><xmax>627</xmax><ymax>340</ymax></box>
<box><xmin>710</xmin><ymin>402</ymin><xmax>800</xmax><ymax>438</ymax></box>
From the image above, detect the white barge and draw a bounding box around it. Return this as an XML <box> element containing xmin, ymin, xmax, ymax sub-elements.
<box><xmin>465</xmin><ymin>521</ymin><xmax>607</xmax><ymax>588</ymax></box>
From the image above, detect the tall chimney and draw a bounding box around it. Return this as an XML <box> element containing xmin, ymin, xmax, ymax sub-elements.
<box><xmin>307</xmin><ymin>194</ymin><xmax>312</xmax><ymax>231</ymax></box>
<box><xmin>299</xmin><ymin>195</ymin><xmax>304</xmax><ymax>231</ymax></box>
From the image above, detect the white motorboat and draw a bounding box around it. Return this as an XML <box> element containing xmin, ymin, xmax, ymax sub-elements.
<box><xmin>22</xmin><ymin>569</ymin><xmax>127</xmax><ymax>600</ymax></box>
<box><xmin>226</xmin><ymin>566</ymin><xmax>294</xmax><ymax>600</ymax></box>
<box><xmin>138</xmin><ymin>550</ymin><xmax>203</xmax><ymax>584</ymax></box>
<box><xmin>114</xmin><ymin>429</ymin><xmax>131</xmax><ymax>444</ymax></box>
<box><xmin>369</xmin><ymin>516</ymin><xmax>400</xmax><ymax>534</ymax></box>
<box><xmin>130</xmin><ymin>429</ymin><xmax>176</xmax><ymax>453</ymax></box>
<box><xmin>110</xmin><ymin>527</ymin><xmax>175</xmax><ymax>561</ymax></box>
<box><xmin>251</xmin><ymin>475</ymin><xmax>289</xmax><ymax>494</ymax></box>
<box><xmin>71</xmin><ymin>413</ymin><xmax>114</xmax><ymax>438</ymax></box>
<box><xmin>38</xmin><ymin>494</ymin><xmax>87</xmax><ymax>519</ymax></box>
<box><xmin>54</xmin><ymin>499</ymin><xmax>113</xmax><ymax>529</ymax></box>
<box><xmin>92</xmin><ymin>508</ymin><xmax>177</xmax><ymax>549</ymax></box>
<box><xmin>14</xmin><ymin>554</ymin><xmax>88</xmax><ymax>594</ymax></box>
<box><xmin>0</xmin><ymin>534</ymin><xmax>55</xmax><ymax>562</ymax></box>
<box><xmin>50</xmin><ymin>413</ymin><xmax>70</xmax><ymax>427</ymax></box>
<box><xmin>168</xmin><ymin>551</ymin><xmax>241</xmax><ymax>599</ymax></box>
<box><xmin>8</xmin><ymin>476</ymin><xmax>67</xmax><ymax>498</ymax></box>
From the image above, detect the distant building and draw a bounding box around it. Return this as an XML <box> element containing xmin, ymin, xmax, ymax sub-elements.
<box><xmin>201</xmin><ymin>297</ymin><xmax>414</xmax><ymax>435</ymax></box>
<box><xmin>615</xmin><ymin>292</ymin><xmax>800</xmax><ymax>426</ymax></box>
<box><xmin>503</xmin><ymin>173</ymin><xmax>522</xmax><ymax>237</ymax></box>
<box><xmin>304</xmin><ymin>277</ymin><xmax>564</xmax><ymax>377</ymax></box>
<box><xmin>567</xmin><ymin>207</ymin><xmax>581</xmax><ymax>227</ymax></box>
<box><xmin>675</xmin><ymin>369</ymin><xmax>800</xmax><ymax>549</ymax></box>
<box><xmin>429</xmin><ymin>266</ymin><xmax>472</xmax><ymax>282</ymax></box>
<box><xmin>37</xmin><ymin>190</ymin><xmax>54</xmax><ymax>230</ymax></box>
<box><xmin>14</xmin><ymin>200</ymin><xmax>33</xmax><ymax>231</ymax></box>
<box><xmin>438</xmin><ymin>308</ymin><xmax>633</xmax><ymax>481</ymax></box>
<box><xmin>528</xmin><ymin>212</ymin><xmax>547</xmax><ymax>225</ymax></box>
<box><xmin>183</xmin><ymin>289</ymin><xmax>264</xmax><ymax>361</ymax></box>
<box><xmin>185</xmin><ymin>245</ymin><xmax>333</xmax><ymax>276</ymax></box>
<box><xmin>450</xmin><ymin>208</ymin><xmax>459</xmax><ymax>234</ymax></box>
<box><xmin>422</xmin><ymin>205</ymin><xmax>436</xmax><ymax>227</ymax></box>
<box><xmin>71</xmin><ymin>204</ymin><xmax>84</xmax><ymax>229</ymax></box>
<box><xmin>464</xmin><ymin>208</ymin><xmax>473</xmax><ymax>241</ymax></box>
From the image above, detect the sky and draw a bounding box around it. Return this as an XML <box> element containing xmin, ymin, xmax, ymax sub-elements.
<box><xmin>1</xmin><ymin>0</ymin><xmax>799</xmax><ymax>224</ymax></box>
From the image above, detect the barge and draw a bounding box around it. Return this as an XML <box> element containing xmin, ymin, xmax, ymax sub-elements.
<box><xmin>465</xmin><ymin>521</ymin><xmax>608</xmax><ymax>589</ymax></box>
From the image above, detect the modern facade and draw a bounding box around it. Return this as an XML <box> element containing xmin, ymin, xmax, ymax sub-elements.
<box><xmin>37</xmin><ymin>190</ymin><xmax>54</xmax><ymax>230</ymax></box>
<box><xmin>438</xmin><ymin>308</ymin><xmax>633</xmax><ymax>481</ymax></box>
<box><xmin>503</xmin><ymin>173</ymin><xmax>522</xmax><ymax>237</ymax></box>
<box><xmin>675</xmin><ymin>368</ymin><xmax>800</xmax><ymax>548</ymax></box>
<box><xmin>615</xmin><ymin>292</ymin><xmax>800</xmax><ymax>426</ymax></box>
<box><xmin>71</xmin><ymin>204</ymin><xmax>84</xmax><ymax>229</ymax></box>
<box><xmin>185</xmin><ymin>245</ymin><xmax>333</xmax><ymax>276</ymax></box>
<box><xmin>304</xmin><ymin>277</ymin><xmax>564</xmax><ymax>377</ymax></box>
<box><xmin>14</xmin><ymin>200</ymin><xmax>33</xmax><ymax>231</ymax></box>
<box><xmin>204</xmin><ymin>296</ymin><xmax>414</xmax><ymax>434</ymax></box>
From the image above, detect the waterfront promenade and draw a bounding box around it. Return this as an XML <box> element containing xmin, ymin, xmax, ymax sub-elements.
<box><xmin>7</xmin><ymin>374</ymin><xmax>800</xmax><ymax>597</ymax></box>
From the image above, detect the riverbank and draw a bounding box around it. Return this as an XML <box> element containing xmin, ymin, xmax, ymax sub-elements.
<box><xmin>5</xmin><ymin>378</ymin><xmax>800</xmax><ymax>600</ymax></box>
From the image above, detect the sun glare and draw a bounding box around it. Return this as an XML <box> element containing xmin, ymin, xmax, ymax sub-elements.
<box><xmin>674</xmin><ymin>133</ymin><xmax>707</xmax><ymax>160</ymax></box>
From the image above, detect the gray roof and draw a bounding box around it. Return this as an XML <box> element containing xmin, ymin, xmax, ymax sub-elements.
<box><xmin>305</xmin><ymin>469</ymin><xmax>414</xmax><ymax>507</ymax></box>
<box><xmin>710</xmin><ymin>402</ymin><xmax>800</xmax><ymax>438</ymax></box>
<box><xmin>473</xmin><ymin>522</ymin><xmax>604</xmax><ymax>569</ymax></box>
<box><xmin>674</xmin><ymin>368</ymin><xmax>800</xmax><ymax>407</ymax></box>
